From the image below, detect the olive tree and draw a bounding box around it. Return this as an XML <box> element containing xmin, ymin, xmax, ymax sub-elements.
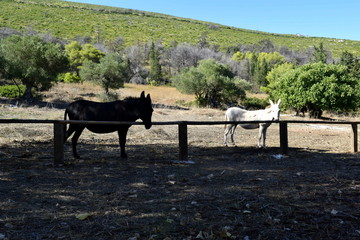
<box><xmin>172</xmin><ymin>59</ymin><xmax>250</xmax><ymax>107</ymax></box>
<box><xmin>80</xmin><ymin>53</ymin><xmax>129</xmax><ymax>96</ymax></box>
<box><xmin>0</xmin><ymin>35</ymin><xmax>68</xmax><ymax>100</ymax></box>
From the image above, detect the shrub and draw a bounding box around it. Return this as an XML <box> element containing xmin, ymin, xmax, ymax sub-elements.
<box><xmin>0</xmin><ymin>84</ymin><xmax>26</xmax><ymax>98</ymax></box>
<box><xmin>97</xmin><ymin>91</ymin><xmax>119</xmax><ymax>102</ymax></box>
<box><xmin>80</xmin><ymin>54</ymin><xmax>128</xmax><ymax>95</ymax></box>
<box><xmin>241</xmin><ymin>97</ymin><xmax>269</xmax><ymax>110</ymax></box>
<box><xmin>63</xmin><ymin>72</ymin><xmax>82</xmax><ymax>83</ymax></box>
<box><xmin>172</xmin><ymin>59</ymin><xmax>247</xmax><ymax>107</ymax></box>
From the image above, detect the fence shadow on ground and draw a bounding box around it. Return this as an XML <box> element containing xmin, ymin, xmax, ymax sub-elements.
<box><xmin>1</xmin><ymin>141</ymin><xmax>359</xmax><ymax>239</ymax></box>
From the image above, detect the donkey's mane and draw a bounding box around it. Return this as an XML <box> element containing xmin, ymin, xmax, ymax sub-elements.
<box><xmin>121</xmin><ymin>96</ymin><xmax>141</xmax><ymax>104</ymax></box>
<box><xmin>123</xmin><ymin>96</ymin><xmax>140</xmax><ymax>101</ymax></box>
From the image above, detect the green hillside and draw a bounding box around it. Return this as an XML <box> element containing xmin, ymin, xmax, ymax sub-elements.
<box><xmin>1</xmin><ymin>0</ymin><xmax>360</xmax><ymax>57</ymax></box>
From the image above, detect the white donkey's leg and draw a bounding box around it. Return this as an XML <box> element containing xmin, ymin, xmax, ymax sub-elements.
<box><xmin>229</xmin><ymin>124</ymin><xmax>237</xmax><ymax>145</ymax></box>
<box><xmin>224</xmin><ymin>124</ymin><xmax>236</xmax><ymax>145</ymax></box>
<box><xmin>257</xmin><ymin>126</ymin><xmax>262</xmax><ymax>148</ymax></box>
<box><xmin>262</xmin><ymin>126</ymin><xmax>268</xmax><ymax>148</ymax></box>
<box><xmin>224</xmin><ymin>124</ymin><xmax>230</xmax><ymax>145</ymax></box>
<box><xmin>258</xmin><ymin>124</ymin><xmax>268</xmax><ymax>148</ymax></box>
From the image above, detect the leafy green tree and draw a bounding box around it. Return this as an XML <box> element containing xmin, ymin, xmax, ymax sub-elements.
<box><xmin>80</xmin><ymin>53</ymin><xmax>128</xmax><ymax>95</ymax></box>
<box><xmin>257</xmin><ymin>52</ymin><xmax>286</xmax><ymax>86</ymax></box>
<box><xmin>81</xmin><ymin>44</ymin><xmax>105</xmax><ymax>63</ymax></box>
<box><xmin>350</xmin><ymin>59</ymin><xmax>360</xmax><ymax>79</ymax></box>
<box><xmin>244</xmin><ymin>51</ymin><xmax>286</xmax><ymax>89</ymax></box>
<box><xmin>172</xmin><ymin>59</ymin><xmax>249</xmax><ymax>107</ymax></box>
<box><xmin>65</xmin><ymin>41</ymin><xmax>105</xmax><ymax>75</ymax></box>
<box><xmin>244</xmin><ymin>51</ymin><xmax>257</xmax><ymax>88</ymax></box>
<box><xmin>65</xmin><ymin>41</ymin><xmax>83</xmax><ymax>73</ymax></box>
<box><xmin>254</xmin><ymin>58</ymin><xmax>268</xmax><ymax>86</ymax></box>
<box><xmin>262</xmin><ymin>62</ymin><xmax>295</xmax><ymax>93</ymax></box>
<box><xmin>231</xmin><ymin>51</ymin><xmax>245</xmax><ymax>62</ymax></box>
<box><xmin>148</xmin><ymin>42</ymin><xmax>163</xmax><ymax>85</ymax></box>
<box><xmin>340</xmin><ymin>50</ymin><xmax>360</xmax><ymax>79</ymax></box>
<box><xmin>63</xmin><ymin>72</ymin><xmax>82</xmax><ymax>83</ymax></box>
<box><xmin>312</xmin><ymin>42</ymin><xmax>329</xmax><ymax>63</ymax></box>
<box><xmin>269</xmin><ymin>62</ymin><xmax>359</xmax><ymax>118</ymax></box>
<box><xmin>259</xmin><ymin>52</ymin><xmax>286</xmax><ymax>66</ymax></box>
<box><xmin>0</xmin><ymin>35</ymin><xmax>68</xmax><ymax>100</ymax></box>
<box><xmin>340</xmin><ymin>51</ymin><xmax>354</xmax><ymax>66</ymax></box>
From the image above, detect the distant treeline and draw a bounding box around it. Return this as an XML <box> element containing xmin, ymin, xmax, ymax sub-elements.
<box><xmin>0</xmin><ymin>26</ymin><xmax>359</xmax><ymax>117</ymax></box>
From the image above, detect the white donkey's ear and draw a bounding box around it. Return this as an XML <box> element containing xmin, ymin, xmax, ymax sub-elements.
<box><xmin>269</xmin><ymin>99</ymin><xmax>274</xmax><ymax>105</ymax></box>
<box><xmin>277</xmin><ymin>99</ymin><xmax>281</xmax><ymax>105</ymax></box>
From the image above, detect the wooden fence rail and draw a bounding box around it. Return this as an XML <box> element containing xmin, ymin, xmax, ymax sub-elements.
<box><xmin>0</xmin><ymin>119</ymin><xmax>358</xmax><ymax>165</ymax></box>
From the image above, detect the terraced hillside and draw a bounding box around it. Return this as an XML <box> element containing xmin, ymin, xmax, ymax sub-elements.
<box><xmin>1</xmin><ymin>0</ymin><xmax>360</xmax><ymax>57</ymax></box>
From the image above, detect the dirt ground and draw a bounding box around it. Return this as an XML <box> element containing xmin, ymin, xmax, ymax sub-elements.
<box><xmin>0</xmin><ymin>84</ymin><xmax>359</xmax><ymax>240</ymax></box>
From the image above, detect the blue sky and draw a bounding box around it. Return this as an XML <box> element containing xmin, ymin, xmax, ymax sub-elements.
<box><xmin>65</xmin><ymin>0</ymin><xmax>360</xmax><ymax>41</ymax></box>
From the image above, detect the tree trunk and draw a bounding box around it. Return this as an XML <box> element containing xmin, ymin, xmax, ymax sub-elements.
<box><xmin>307</xmin><ymin>103</ymin><xmax>323</xmax><ymax>119</ymax></box>
<box><xmin>104</xmin><ymin>86</ymin><xmax>109</xmax><ymax>96</ymax></box>
<box><xmin>22</xmin><ymin>84</ymin><xmax>34</xmax><ymax>101</ymax></box>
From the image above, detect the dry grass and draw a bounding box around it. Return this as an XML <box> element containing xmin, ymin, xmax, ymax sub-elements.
<box><xmin>45</xmin><ymin>82</ymin><xmax>195</xmax><ymax>107</ymax></box>
<box><xmin>0</xmin><ymin>83</ymin><xmax>358</xmax><ymax>153</ymax></box>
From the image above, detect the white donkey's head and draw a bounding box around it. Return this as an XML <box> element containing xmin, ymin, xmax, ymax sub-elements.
<box><xmin>267</xmin><ymin>99</ymin><xmax>281</xmax><ymax>121</ymax></box>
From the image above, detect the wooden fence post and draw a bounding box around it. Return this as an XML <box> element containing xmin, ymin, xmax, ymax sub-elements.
<box><xmin>54</xmin><ymin>123</ymin><xmax>65</xmax><ymax>165</ymax></box>
<box><xmin>279</xmin><ymin>122</ymin><xmax>288</xmax><ymax>155</ymax></box>
<box><xmin>351</xmin><ymin>123</ymin><xmax>358</xmax><ymax>153</ymax></box>
<box><xmin>178</xmin><ymin>122</ymin><xmax>188</xmax><ymax>160</ymax></box>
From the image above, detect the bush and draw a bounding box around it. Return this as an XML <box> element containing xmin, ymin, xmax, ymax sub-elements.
<box><xmin>175</xmin><ymin>99</ymin><xmax>195</xmax><ymax>108</ymax></box>
<box><xmin>0</xmin><ymin>84</ymin><xmax>25</xmax><ymax>98</ymax></box>
<box><xmin>97</xmin><ymin>91</ymin><xmax>119</xmax><ymax>102</ymax></box>
<box><xmin>80</xmin><ymin>54</ymin><xmax>127</xmax><ymax>95</ymax></box>
<box><xmin>269</xmin><ymin>62</ymin><xmax>360</xmax><ymax>118</ymax></box>
<box><xmin>63</xmin><ymin>72</ymin><xmax>82</xmax><ymax>83</ymax></box>
<box><xmin>241</xmin><ymin>97</ymin><xmax>269</xmax><ymax>110</ymax></box>
<box><xmin>172</xmin><ymin>59</ymin><xmax>247</xmax><ymax>107</ymax></box>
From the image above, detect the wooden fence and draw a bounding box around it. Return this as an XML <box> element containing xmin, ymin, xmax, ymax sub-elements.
<box><xmin>0</xmin><ymin>119</ymin><xmax>358</xmax><ymax>165</ymax></box>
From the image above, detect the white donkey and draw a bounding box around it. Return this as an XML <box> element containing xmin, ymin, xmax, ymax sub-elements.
<box><xmin>224</xmin><ymin>99</ymin><xmax>281</xmax><ymax>148</ymax></box>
